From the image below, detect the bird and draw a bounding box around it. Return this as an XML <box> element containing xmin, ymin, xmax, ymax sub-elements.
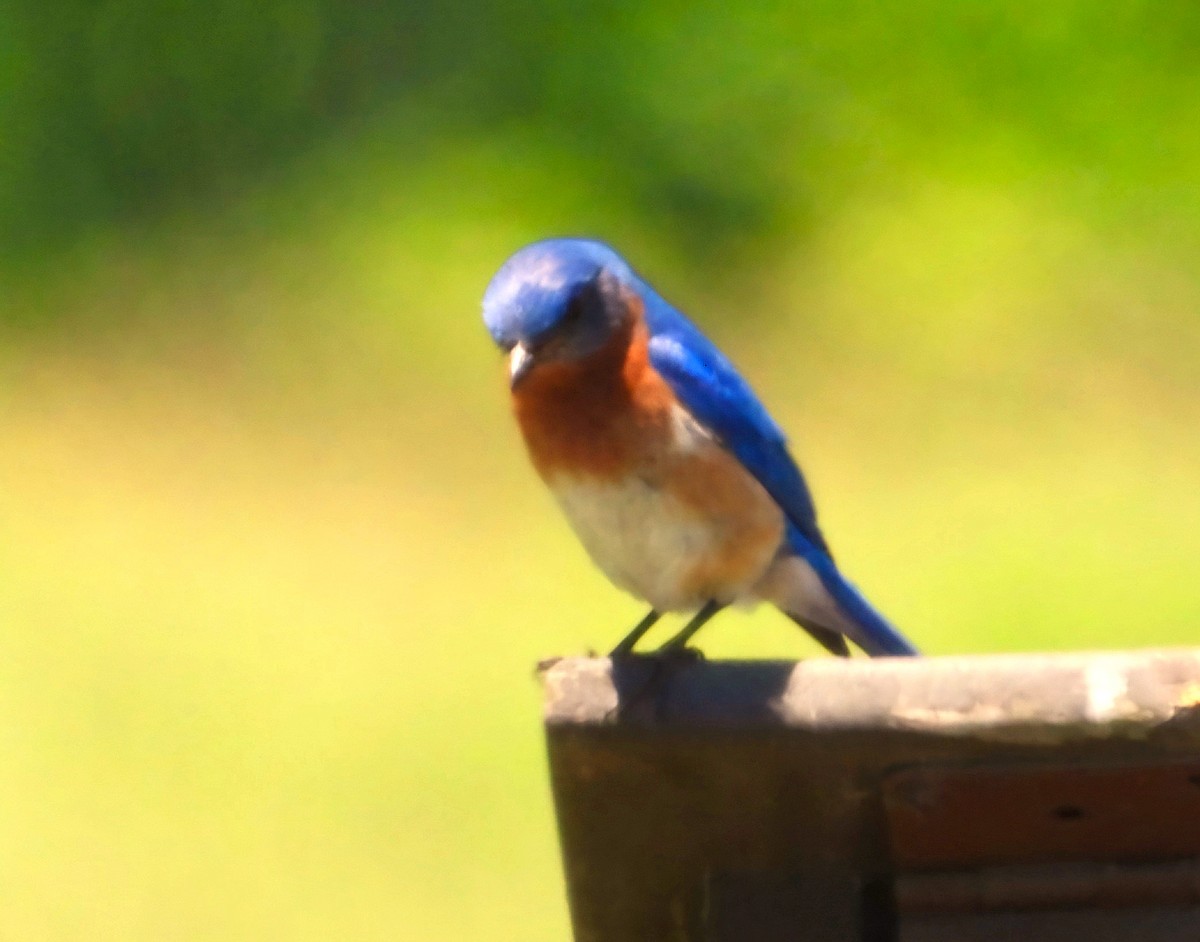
<box><xmin>482</xmin><ymin>238</ymin><xmax>917</xmax><ymax>658</ymax></box>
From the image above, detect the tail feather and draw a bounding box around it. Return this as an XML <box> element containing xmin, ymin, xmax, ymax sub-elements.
<box><xmin>786</xmin><ymin>613</ymin><xmax>852</xmax><ymax>658</ymax></box>
<box><xmin>783</xmin><ymin>524</ymin><xmax>919</xmax><ymax>658</ymax></box>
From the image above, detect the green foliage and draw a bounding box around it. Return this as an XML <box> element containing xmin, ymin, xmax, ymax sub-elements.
<box><xmin>5</xmin><ymin>2</ymin><xmax>1200</xmax><ymax>260</ymax></box>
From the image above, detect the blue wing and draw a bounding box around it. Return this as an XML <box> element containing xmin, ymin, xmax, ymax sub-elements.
<box><xmin>640</xmin><ymin>285</ymin><xmax>918</xmax><ymax>657</ymax></box>
<box><xmin>640</xmin><ymin>286</ymin><xmax>830</xmax><ymax>556</ymax></box>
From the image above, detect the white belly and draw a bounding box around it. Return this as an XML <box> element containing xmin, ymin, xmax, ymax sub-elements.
<box><xmin>530</xmin><ymin>393</ymin><xmax>786</xmax><ymax>612</ymax></box>
<box><xmin>547</xmin><ymin>455</ymin><xmax>786</xmax><ymax>612</ymax></box>
<box><xmin>549</xmin><ymin>475</ymin><xmax>725</xmax><ymax>610</ymax></box>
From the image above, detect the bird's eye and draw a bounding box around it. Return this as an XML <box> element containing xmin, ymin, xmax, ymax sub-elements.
<box><xmin>562</xmin><ymin>295</ymin><xmax>586</xmax><ymax>326</ymax></box>
<box><xmin>563</xmin><ymin>282</ymin><xmax>598</xmax><ymax>328</ymax></box>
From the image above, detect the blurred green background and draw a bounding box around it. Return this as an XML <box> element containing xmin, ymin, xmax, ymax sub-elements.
<box><xmin>2</xmin><ymin>3</ymin><xmax>1199</xmax><ymax>939</ymax></box>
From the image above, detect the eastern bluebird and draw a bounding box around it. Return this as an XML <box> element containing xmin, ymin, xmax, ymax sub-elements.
<box><xmin>482</xmin><ymin>238</ymin><xmax>918</xmax><ymax>658</ymax></box>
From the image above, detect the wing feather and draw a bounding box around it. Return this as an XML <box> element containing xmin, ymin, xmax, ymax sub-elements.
<box><xmin>641</xmin><ymin>290</ymin><xmax>831</xmax><ymax>557</ymax></box>
<box><xmin>641</xmin><ymin>288</ymin><xmax>919</xmax><ymax>657</ymax></box>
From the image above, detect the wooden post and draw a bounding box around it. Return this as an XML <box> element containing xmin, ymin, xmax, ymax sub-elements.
<box><xmin>541</xmin><ymin>649</ymin><xmax>1200</xmax><ymax>941</ymax></box>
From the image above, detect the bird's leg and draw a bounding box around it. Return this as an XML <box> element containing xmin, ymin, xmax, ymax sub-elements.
<box><xmin>657</xmin><ymin>599</ymin><xmax>725</xmax><ymax>652</ymax></box>
<box><xmin>609</xmin><ymin>608</ymin><xmax>662</xmax><ymax>657</ymax></box>
<box><xmin>607</xmin><ymin>602</ymin><xmax>721</xmax><ymax>720</ymax></box>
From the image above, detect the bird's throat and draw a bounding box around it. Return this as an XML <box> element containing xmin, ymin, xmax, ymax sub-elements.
<box><xmin>511</xmin><ymin>319</ymin><xmax>672</xmax><ymax>480</ymax></box>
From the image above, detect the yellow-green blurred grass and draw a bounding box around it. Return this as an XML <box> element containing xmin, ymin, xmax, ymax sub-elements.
<box><xmin>2</xmin><ymin>126</ymin><xmax>1199</xmax><ymax>939</ymax></box>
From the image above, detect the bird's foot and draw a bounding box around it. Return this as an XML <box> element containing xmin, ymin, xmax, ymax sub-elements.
<box><xmin>652</xmin><ymin>643</ymin><xmax>706</xmax><ymax>662</ymax></box>
<box><xmin>605</xmin><ymin>645</ymin><xmax>705</xmax><ymax>721</ymax></box>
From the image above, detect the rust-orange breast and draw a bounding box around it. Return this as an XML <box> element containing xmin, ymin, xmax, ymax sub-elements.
<box><xmin>511</xmin><ymin>318</ymin><xmax>677</xmax><ymax>481</ymax></box>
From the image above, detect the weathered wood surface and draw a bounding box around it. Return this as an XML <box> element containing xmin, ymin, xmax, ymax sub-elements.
<box><xmin>541</xmin><ymin>650</ymin><xmax>1200</xmax><ymax>942</ymax></box>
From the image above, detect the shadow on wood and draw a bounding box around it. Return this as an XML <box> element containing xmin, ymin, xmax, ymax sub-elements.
<box><xmin>540</xmin><ymin>650</ymin><xmax>1200</xmax><ymax>942</ymax></box>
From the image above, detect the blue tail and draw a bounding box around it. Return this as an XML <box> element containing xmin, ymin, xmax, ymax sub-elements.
<box><xmin>788</xmin><ymin>526</ymin><xmax>919</xmax><ymax>657</ymax></box>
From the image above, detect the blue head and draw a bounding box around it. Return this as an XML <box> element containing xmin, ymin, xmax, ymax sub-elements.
<box><xmin>482</xmin><ymin>238</ymin><xmax>640</xmax><ymax>388</ymax></box>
